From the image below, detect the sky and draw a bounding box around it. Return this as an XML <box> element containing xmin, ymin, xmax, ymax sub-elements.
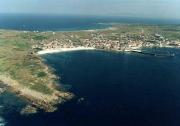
<box><xmin>0</xmin><ymin>0</ymin><xmax>180</xmax><ymax>19</ymax></box>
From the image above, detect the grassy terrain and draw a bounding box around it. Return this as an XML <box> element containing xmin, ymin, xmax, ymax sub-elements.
<box><xmin>0</xmin><ymin>31</ymin><xmax>53</xmax><ymax>94</ymax></box>
<box><xmin>0</xmin><ymin>24</ymin><xmax>180</xmax><ymax>96</ymax></box>
<box><xmin>0</xmin><ymin>24</ymin><xmax>180</xmax><ymax>113</ymax></box>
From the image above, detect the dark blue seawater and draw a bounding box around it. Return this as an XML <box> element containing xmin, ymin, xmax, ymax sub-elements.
<box><xmin>0</xmin><ymin>14</ymin><xmax>180</xmax><ymax>31</ymax></box>
<box><xmin>2</xmin><ymin>49</ymin><xmax>180</xmax><ymax>126</ymax></box>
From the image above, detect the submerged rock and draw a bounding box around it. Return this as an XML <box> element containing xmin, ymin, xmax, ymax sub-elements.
<box><xmin>20</xmin><ymin>105</ymin><xmax>37</xmax><ymax>115</ymax></box>
<box><xmin>0</xmin><ymin>88</ymin><xmax>6</xmax><ymax>94</ymax></box>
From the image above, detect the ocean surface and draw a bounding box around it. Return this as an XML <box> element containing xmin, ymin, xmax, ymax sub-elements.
<box><xmin>0</xmin><ymin>14</ymin><xmax>180</xmax><ymax>31</ymax></box>
<box><xmin>1</xmin><ymin>49</ymin><xmax>180</xmax><ymax>126</ymax></box>
<box><xmin>1</xmin><ymin>15</ymin><xmax>180</xmax><ymax>126</ymax></box>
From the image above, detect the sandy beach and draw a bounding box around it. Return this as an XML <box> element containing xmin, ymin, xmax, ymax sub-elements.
<box><xmin>37</xmin><ymin>47</ymin><xmax>96</xmax><ymax>55</ymax></box>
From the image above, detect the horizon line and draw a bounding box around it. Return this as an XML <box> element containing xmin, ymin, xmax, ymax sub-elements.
<box><xmin>1</xmin><ymin>13</ymin><xmax>180</xmax><ymax>21</ymax></box>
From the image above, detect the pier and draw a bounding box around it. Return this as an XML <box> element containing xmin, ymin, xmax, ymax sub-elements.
<box><xmin>131</xmin><ymin>50</ymin><xmax>175</xmax><ymax>57</ymax></box>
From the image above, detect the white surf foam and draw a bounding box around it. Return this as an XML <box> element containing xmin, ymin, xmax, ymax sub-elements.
<box><xmin>0</xmin><ymin>116</ymin><xmax>6</xmax><ymax>126</ymax></box>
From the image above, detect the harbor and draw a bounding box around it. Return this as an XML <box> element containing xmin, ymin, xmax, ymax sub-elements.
<box><xmin>130</xmin><ymin>49</ymin><xmax>175</xmax><ymax>57</ymax></box>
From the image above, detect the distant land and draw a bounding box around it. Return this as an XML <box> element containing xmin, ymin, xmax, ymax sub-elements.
<box><xmin>0</xmin><ymin>14</ymin><xmax>180</xmax><ymax>31</ymax></box>
<box><xmin>0</xmin><ymin>23</ymin><xmax>180</xmax><ymax>114</ymax></box>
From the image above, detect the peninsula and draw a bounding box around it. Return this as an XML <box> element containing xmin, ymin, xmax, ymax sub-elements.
<box><xmin>0</xmin><ymin>24</ymin><xmax>180</xmax><ymax>114</ymax></box>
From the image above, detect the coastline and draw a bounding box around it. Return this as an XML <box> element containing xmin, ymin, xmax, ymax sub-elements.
<box><xmin>0</xmin><ymin>24</ymin><xmax>180</xmax><ymax>115</ymax></box>
<box><xmin>37</xmin><ymin>47</ymin><xmax>96</xmax><ymax>55</ymax></box>
<box><xmin>0</xmin><ymin>74</ymin><xmax>73</xmax><ymax>114</ymax></box>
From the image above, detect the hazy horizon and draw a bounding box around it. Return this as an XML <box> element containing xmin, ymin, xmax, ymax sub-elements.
<box><xmin>0</xmin><ymin>0</ymin><xmax>180</xmax><ymax>20</ymax></box>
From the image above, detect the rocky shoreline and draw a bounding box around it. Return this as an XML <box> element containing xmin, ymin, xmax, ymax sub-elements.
<box><xmin>1</xmin><ymin>25</ymin><xmax>180</xmax><ymax>115</ymax></box>
<box><xmin>0</xmin><ymin>66</ymin><xmax>74</xmax><ymax>114</ymax></box>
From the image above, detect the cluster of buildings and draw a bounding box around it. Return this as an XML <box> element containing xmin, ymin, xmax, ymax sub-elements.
<box><xmin>32</xmin><ymin>32</ymin><xmax>180</xmax><ymax>52</ymax></box>
<box><xmin>32</xmin><ymin>39</ymin><xmax>74</xmax><ymax>50</ymax></box>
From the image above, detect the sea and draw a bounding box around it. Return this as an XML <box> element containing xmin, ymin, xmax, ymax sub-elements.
<box><xmin>0</xmin><ymin>14</ymin><xmax>180</xmax><ymax>126</ymax></box>
<box><xmin>0</xmin><ymin>14</ymin><xmax>180</xmax><ymax>31</ymax></box>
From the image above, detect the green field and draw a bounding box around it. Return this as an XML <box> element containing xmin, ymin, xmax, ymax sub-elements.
<box><xmin>0</xmin><ymin>31</ymin><xmax>53</xmax><ymax>94</ymax></box>
<box><xmin>0</xmin><ymin>24</ymin><xmax>180</xmax><ymax>95</ymax></box>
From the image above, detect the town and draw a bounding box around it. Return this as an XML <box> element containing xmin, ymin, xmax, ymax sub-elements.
<box><xmin>31</xmin><ymin>25</ymin><xmax>180</xmax><ymax>55</ymax></box>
